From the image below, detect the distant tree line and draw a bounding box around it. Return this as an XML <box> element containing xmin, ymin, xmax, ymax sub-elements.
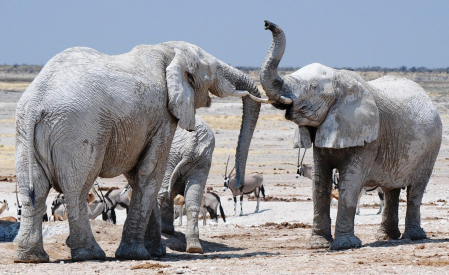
<box><xmin>1</xmin><ymin>64</ymin><xmax>449</xmax><ymax>75</ymax></box>
<box><xmin>0</xmin><ymin>64</ymin><xmax>43</xmax><ymax>74</ymax></box>
<box><xmin>236</xmin><ymin>66</ymin><xmax>449</xmax><ymax>74</ymax></box>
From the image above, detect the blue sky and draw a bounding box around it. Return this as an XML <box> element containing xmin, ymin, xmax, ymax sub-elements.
<box><xmin>1</xmin><ymin>1</ymin><xmax>448</xmax><ymax>68</ymax></box>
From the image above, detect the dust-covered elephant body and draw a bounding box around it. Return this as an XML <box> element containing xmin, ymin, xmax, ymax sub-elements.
<box><xmin>147</xmin><ymin>116</ymin><xmax>215</xmax><ymax>255</ymax></box>
<box><xmin>15</xmin><ymin>41</ymin><xmax>261</xmax><ymax>262</ymax></box>
<box><xmin>259</xmin><ymin>21</ymin><xmax>442</xmax><ymax>250</ymax></box>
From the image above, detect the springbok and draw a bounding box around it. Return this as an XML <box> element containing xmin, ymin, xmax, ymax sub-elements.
<box><xmin>173</xmin><ymin>194</ymin><xmax>185</xmax><ymax>226</ymax></box>
<box><xmin>299</xmin><ymin>164</ymin><xmax>384</xmax><ymax>214</ymax></box>
<box><xmin>201</xmin><ymin>191</ymin><xmax>226</xmax><ymax>224</ymax></box>
<box><xmin>0</xmin><ymin>199</ymin><xmax>9</xmax><ymax>215</ymax></box>
<box><xmin>223</xmin><ymin>158</ymin><xmax>265</xmax><ymax>216</ymax></box>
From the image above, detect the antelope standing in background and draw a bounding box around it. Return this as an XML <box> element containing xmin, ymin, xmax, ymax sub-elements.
<box><xmin>223</xmin><ymin>157</ymin><xmax>265</xmax><ymax>216</ymax></box>
<box><xmin>0</xmin><ymin>199</ymin><xmax>9</xmax><ymax>215</ymax></box>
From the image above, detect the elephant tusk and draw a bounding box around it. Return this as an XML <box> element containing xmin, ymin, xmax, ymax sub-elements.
<box><xmin>231</xmin><ymin>90</ymin><xmax>274</xmax><ymax>104</ymax></box>
<box><xmin>279</xmin><ymin>96</ymin><xmax>293</xmax><ymax>104</ymax></box>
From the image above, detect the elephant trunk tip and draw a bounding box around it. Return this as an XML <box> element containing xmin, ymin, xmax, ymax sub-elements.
<box><xmin>264</xmin><ymin>20</ymin><xmax>277</xmax><ymax>31</ymax></box>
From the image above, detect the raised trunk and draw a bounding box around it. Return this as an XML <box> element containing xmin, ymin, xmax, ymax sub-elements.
<box><xmin>221</xmin><ymin>63</ymin><xmax>261</xmax><ymax>189</ymax></box>
<box><xmin>260</xmin><ymin>20</ymin><xmax>290</xmax><ymax>109</ymax></box>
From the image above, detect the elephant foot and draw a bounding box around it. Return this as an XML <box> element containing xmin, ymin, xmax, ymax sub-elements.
<box><xmin>402</xmin><ymin>226</ymin><xmax>427</xmax><ymax>240</ymax></box>
<box><xmin>161</xmin><ymin>224</ymin><xmax>175</xmax><ymax>235</ymax></box>
<box><xmin>145</xmin><ymin>240</ymin><xmax>166</xmax><ymax>257</ymax></box>
<box><xmin>186</xmin><ymin>240</ymin><xmax>203</xmax><ymax>254</ymax></box>
<box><xmin>71</xmin><ymin>243</ymin><xmax>106</xmax><ymax>262</ymax></box>
<box><xmin>306</xmin><ymin>234</ymin><xmax>332</xmax><ymax>249</ymax></box>
<box><xmin>15</xmin><ymin>249</ymin><xmax>49</xmax><ymax>263</ymax></box>
<box><xmin>331</xmin><ymin>235</ymin><xmax>362</xmax><ymax>250</ymax></box>
<box><xmin>376</xmin><ymin>227</ymin><xmax>401</xmax><ymax>241</ymax></box>
<box><xmin>116</xmin><ymin>242</ymin><xmax>151</xmax><ymax>260</ymax></box>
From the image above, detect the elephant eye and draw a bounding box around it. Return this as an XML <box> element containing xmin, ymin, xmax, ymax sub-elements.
<box><xmin>187</xmin><ymin>73</ymin><xmax>195</xmax><ymax>86</ymax></box>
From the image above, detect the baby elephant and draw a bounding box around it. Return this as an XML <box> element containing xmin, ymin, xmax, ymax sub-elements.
<box><xmin>201</xmin><ymin>191</ymin><xmax>226</xmax><ymax>224</ymax></box>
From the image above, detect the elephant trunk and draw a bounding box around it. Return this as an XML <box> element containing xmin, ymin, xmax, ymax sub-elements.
<box><xmin>221</xmin><ymin>63</ymin><xmax>261</xmax><ymax>189</ymax></box>
<box><xmin>260</xmin><ymin>20</ymin><xmax>291</xmax><ymax>109</ymax></box>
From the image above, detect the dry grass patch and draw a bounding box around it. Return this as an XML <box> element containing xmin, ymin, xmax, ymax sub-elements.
<box><xmin>131</xmin><ymin>262</ymin><xmax>171</xmax><ymax>270</ymax></box>
<box><xmin>0</xmin><ymin>145</ymin><xmax>15</xmax><ymax>172</ymax></box>
<box><xmin>0</xmin><ymin>81</ymin><xmax>30</xmax><ymax>91</ymax></box>
<box><xmin>0</xmin><ymin>118</ymin><xmax>15</xmax><ymax>124</ymax></box>
<box><xmin>199</xmin><ymin>114</ymin><xmax>287</xmax><ymax>130</ymax></box>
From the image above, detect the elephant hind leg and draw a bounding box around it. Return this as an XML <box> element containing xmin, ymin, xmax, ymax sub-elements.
<box><xmin>15</xmin><ymin>167</ymin><xmax>51</xmax><ymax>263</ymax></box>
<box><xmin>63</xmin><ymin>170</ymin><xmax>105</xmax><ymax>261</ymax></box>
<box><xmin>376</xmin><ymin>187</ymin><xmax>401</xmax><ymax>241</ymax></box>
<box><xmin>402</xmin><ymin>181</ymin><xmax>428</xmax><ymax>240</ymax></box>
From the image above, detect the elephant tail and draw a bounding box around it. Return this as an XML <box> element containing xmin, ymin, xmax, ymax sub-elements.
<box><xmin>167</xmin><ymin>158</ymin><xmax>189</xmax><ymax>197</ymax></box>
<box><xmin>25</xmin><ymin>95</ymin><xmax>44</xmax><ymax>207</ymax></box>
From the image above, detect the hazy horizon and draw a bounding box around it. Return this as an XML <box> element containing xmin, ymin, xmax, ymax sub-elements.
<box><xmin>1</xmin><ymin>1</ymin><xmax>448</xmax><ymax>68</ymax></box>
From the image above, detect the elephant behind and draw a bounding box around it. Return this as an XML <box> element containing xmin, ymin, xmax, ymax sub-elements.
<box><xmin>259</xmin><ymin>21</ymin><xmax>442</xmax><ymax>250</ymax></box>
<box><xmin>148</xmin><ymin>116</ymin><xmax>215</xmax><ymax>255</ymax></box>
<box><xmin>15</xmin><ymin>41</ymin><xmax>262</xmax><ymax>262</ymax></box>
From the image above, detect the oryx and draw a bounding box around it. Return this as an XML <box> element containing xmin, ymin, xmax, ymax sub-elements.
<box><xmin>223</xmin><ymin>157</ymin><xmax>265</xmax><ymax>216</ymax></box>
<box><xmin>201</xmin><ymin>191</ymin><xmax>226</xmax><ymax>224</ymax></box>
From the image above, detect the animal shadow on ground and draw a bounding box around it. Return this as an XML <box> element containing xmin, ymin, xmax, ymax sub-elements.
<box><xmin>162</xmin><ymin>231</ymin><xmax>276</xmax><ymax>261</ymax></box>
<box><xmin>365</xmin><ymin>237</ymin><xmax>449</xmax><ymax>248</ymax></box>
<box><xmin>236</xmin><ymin>208</ymin><xmax>271</xmax><ymax>217</ymax></box>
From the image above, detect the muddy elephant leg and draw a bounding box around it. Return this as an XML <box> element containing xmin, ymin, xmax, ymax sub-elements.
<box><xmin>376</xmin><ymin>188</ymin><xmax>401</xmax><ymax>240</ymax></box>
<box><xmin>184</xmin><ymin>169</ymin><xmax>208</xmax><ymax>254</ymax></box>
<box><xmin>158</xmin><ymin>191</ymin><xmax>175</xmax><ymax>235</ymax></box>
<box><xmin>402</xmin><ymin>182</ymin><xmax>427</xmax><ymax>240</ymax></box>
<box><xmin>15</xmin><ymin>171</ymin><xmax>51</xmax><ymax>263</ymax></box>
<box><xmin>331</xmin><ymin>167</ymin><xmax>366</xmax><ymax>250</ymax></box>
<box><xmin>116</xmin><ymin>123</ymin><xmax>176</xmax><ymax>260</ymax></box>
<box><xmin>307</xmin><ymin>159</ymin><xmax>333</xmax><ymax>249</ymax></box>
<box><xmin>66</xmin><ymin>190</ymin><xmax>105</xmax><ymax>261</ymax></box>
<box><xmin>144</xmin><ymin>200</ymin><xmax>166</xmax><ymax>257</ymax></box>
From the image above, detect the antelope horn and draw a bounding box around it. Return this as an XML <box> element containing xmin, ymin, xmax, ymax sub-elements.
<box><xmin>229</xmin><ymin>165</ymin><xmax>236</xmax><ymax>178</ymax></box>
<box><xmin>225</xmin><ymin>156</ymin><xmax>230</xmax><ymax>176</ymax></box>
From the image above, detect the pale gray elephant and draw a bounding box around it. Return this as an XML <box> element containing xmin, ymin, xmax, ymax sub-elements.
<box><xmin>259</xmin><ymin>21</ymin><xmax>442</xmax><ymax>250</ymax></box>
<box><xmin>15</xmin><ymin>41</ymin><xmax>262</xmax><ymax>262</ymax></box>
<box><xmin>147</xmin><ymin>116</ymin><xmax>215</xmax><ymax>255</ymax></box>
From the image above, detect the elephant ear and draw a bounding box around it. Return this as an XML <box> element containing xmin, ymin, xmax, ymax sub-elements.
<box><xmin>293</xmin><ymin>126</ymin><xmax>312</xmax><ymax>149</ymax></box>
<box><xmin>166</xmin><ymin>48</ymin><xmax>196</xmax><ymax>131</ymax></box>
<box><xmin>315</xmin><ymin>72</ymin><xmax>379</xmax><ymax>148</ymax></box>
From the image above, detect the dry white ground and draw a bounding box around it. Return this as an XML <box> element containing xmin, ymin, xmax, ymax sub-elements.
<box><xmin>0</xmin><ymin>84</ymin><xmax>448</xmax><ymax>274</ymax></box>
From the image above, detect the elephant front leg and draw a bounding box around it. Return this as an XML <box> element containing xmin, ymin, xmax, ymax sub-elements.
<box><xmin>331</xmin><ymin>176</ymin><xmax>365</xmax><ymax>250</ymax></box>
<box><xmin>402</xmin><ymin>184</ymin><xmax>427</xmax><ymax>240</ymax></box>
<box><xmin>15</xmin><ymin>185</ymin><xmax>50</xmax><ymax>263</ymax></box>
<box><xmin>376</xmin><ymin>188</ymin><xmax>401</xmax><ymax>240</ymax></box>
<box><xmin>307</xmin><ymin>164</ymin><xmax>333</xmax><ymax>249</ymax></box>
<box><xmin>144</xmin><ymin>200</ymin><xmax>166</xmax><ymax>257</ymax></box>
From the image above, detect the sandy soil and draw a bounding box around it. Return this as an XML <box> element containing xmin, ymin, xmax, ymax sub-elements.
<box><xmin>0</xmin><ymin>76</ymin><xmax>449</xmax><ymax>274</ymax></box>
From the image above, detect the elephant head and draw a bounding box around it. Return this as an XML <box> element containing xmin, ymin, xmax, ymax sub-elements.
<box><xmin>259</xmin><ymin>21</ymin><xmax>379</xmax><ymax>148</ymax></box>
<box><xmin>163</xmin><ymin>41</ymin><xmax>262</xmax><ymax>188</ymax></box>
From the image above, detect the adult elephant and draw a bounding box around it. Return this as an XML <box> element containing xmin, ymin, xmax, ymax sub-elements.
<box><xmin>15</xmin><ymin>41</ymin><xmax>263</xmax><ymax>262</ymax></box>
<box><xmin>146</xmin><ymin>116</ymin><xmax>215</xmax><ymax>256</ymax></box>
<box><xmin>259</xmin><ymin>21</ymin><xmax>442</xmax><ymax>250</ymax></box>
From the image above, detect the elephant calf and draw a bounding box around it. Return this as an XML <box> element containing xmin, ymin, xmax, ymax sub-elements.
<box><xmin>148</xmin><ymin>116</ymin><xmax>215</xmax><ymax>255</ymax></box>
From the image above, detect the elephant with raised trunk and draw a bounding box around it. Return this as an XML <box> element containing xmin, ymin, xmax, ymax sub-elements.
<box><xmin>147</xmin><ymin>116</ymin><xmax>215</xmax><ymax>255</ymax></box>
<box><xmin>15</xmin><ymin>41</ymin><xmax>262</xmax><ymax>262</ymax></box>
<box><xmin>259</xmin><ymin>21</ymin><xmax>442</xmax><ymax>250</ymax></box>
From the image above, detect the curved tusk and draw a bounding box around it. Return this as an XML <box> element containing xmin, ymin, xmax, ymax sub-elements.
<box><xmin>279</xmin><ymin>96</ymin><xmax>293</xmax><ymax>104</ymax></box>
<box><xmin>231</xmin><ymin>90</ymin><xmax>275</xmax><ymax>104</ymax></box>
<box><xmin>247</xmin><ymin>94</ymin><xmax>275</xmax><ymax>104</ymax></box>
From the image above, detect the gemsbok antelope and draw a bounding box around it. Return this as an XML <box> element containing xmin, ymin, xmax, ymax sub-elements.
<box><xmin>201</xmin><ymin>191</ymin><xmax>226</xmax><ymax>224</ymax></box>
<box><xmin>0</xmin><ymin>199</ymin><xmax>9</xmax><ymax>215</ymax></box>
<box><xmin>223</xmin><ymin>158</ymin><xmax>265</xmax><ymax>216</ymax></box>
